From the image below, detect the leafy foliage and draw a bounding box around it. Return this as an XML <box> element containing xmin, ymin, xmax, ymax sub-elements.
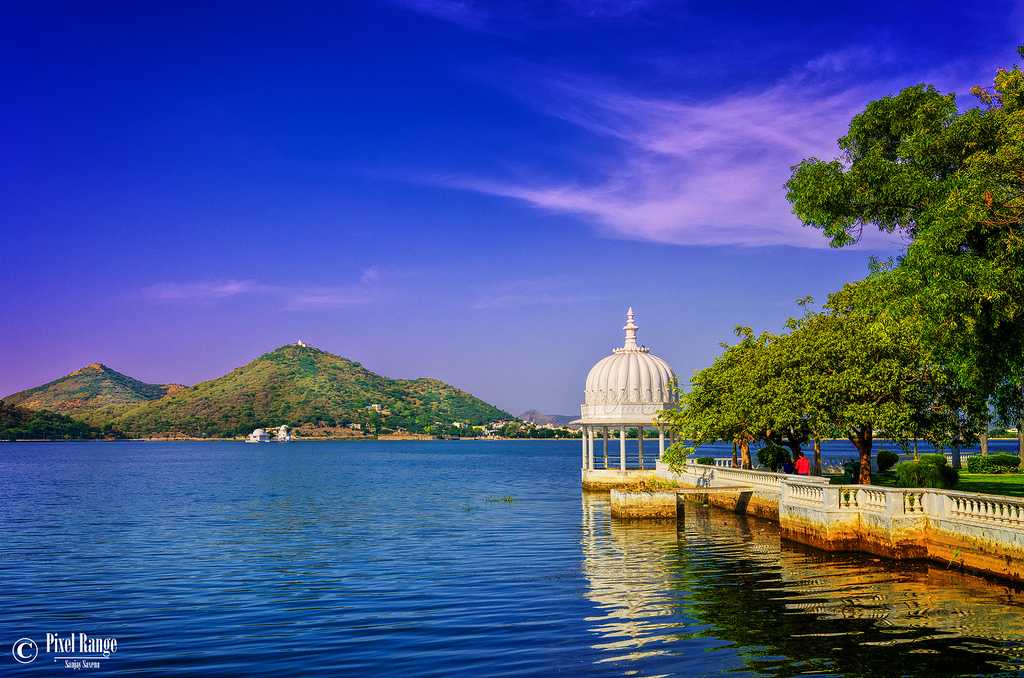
<box><xmin>0</xmin><ymin>400</ymin><xmax>116</xmax><ymax>440</ymax></box>
<box><xmin>894</xmin><ymin>454</ymin><xmax>959</xmax><ymax>489</ymax></box>
<box><xmin>757</xmin><ymin>443</ymin><xmax>791</xmax><ymax>472</ymax></box>
<box><xmin>661</xmin><ymin>47</ymin><xmax>1024</xmax><ymax>486</ymax></box>
<box><xmin>657</xmin><ymin>327</ymin><xmax>768</xmax><ymax>469</ymax></box>
<box><xmin>876</xmin><ymin>450</ymin><xmax>899</xmax><ymax>473</ymax></box>
<box><xmin>661</xmin><ymin>441</ymin><xmax>694</xmax><ymax>475</ymax></box>
<box><xmin>787</xmin><ymin>47</ymin><xmax>1024</xmax><ymax>459</ymax></box>
<box><xmin>966</xmin><ymin>453</ymin><xmax>1022</xmax><ymax>474</ymax></box>
<box><xmin>696</xmin><ymin>456</ymin><xmax>715</xmax><ymax>465</ymax></box>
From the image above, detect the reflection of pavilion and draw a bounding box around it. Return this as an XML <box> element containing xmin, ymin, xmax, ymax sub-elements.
<box><xmin>574</xmin><ymin>308</ymin><xmax>677</xmax><ymax>473</ymax></box>
<box><xmin>579</xmin><ymin>493</ymin><xmax>683</xmax><ymax>663</ymax></box>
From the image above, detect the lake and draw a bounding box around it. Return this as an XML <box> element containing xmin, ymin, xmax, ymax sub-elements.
<box><xmin>2</xmin><ymin>440</ymin><xmax>1023</xmax><ymax>675</ymax></box>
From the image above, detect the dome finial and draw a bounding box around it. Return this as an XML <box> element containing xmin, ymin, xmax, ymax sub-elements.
<box><xmin>623</xmin><ymin>307</ymin><xmax>638</xmax><ymax>349</ymax></box>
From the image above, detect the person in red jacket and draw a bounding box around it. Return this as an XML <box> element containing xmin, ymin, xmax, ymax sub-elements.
<box><xmin>794</xmin><ymin>451</ymin><xmax>811</xmax><ymax>475</ymax></box>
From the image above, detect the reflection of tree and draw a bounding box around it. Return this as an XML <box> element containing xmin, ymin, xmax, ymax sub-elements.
<box><xmin>580</xmin><ymin>493</ymin><xmax>1024</xmax><ymax>674</ymax></box>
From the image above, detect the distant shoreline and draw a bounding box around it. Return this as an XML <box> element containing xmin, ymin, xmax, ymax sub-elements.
<box><xmin>0</xmin><ymin>436</ymin><xmax>585</xmax><ymax>443</ymax></box>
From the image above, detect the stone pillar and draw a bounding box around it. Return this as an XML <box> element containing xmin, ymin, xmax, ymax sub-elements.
<box><xmin>581</xmin><ymin>427</ymin><xmax>587</xmax><ymax>469</ymax></box>
<box><xmin>638</xmin><ymin>426</ymin><xmax>644</xmax><ymax>469</ymax></box>
<box><xmin>658</xmin><ymin>427</ymin><xmax>665</xmax><ymax>460</ymax></box>
<box><xmin>603</xmin><ymin>427</ymin><xmax>609</xmax><ymax>469</ymax></box>
<box><xmin>587</xmin><ymin>428</ymin><xmax>595</xmax><ymax>470</ymax></box>
<box><xmin>619</xmin><ymin>427</ymin><xmax>626</xmax><ymax>470</ymax></box>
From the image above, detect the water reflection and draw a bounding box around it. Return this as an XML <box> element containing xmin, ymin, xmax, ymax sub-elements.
<box><xmin>580</xmin><ymin>492</ymin><xmax>1024</xmax><ymax>675</ymax></box>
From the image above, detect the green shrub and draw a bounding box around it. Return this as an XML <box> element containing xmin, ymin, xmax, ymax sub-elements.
<box><xmin>757</xmin><ymin>443</ymin><xmax>791</xmax><ymax>472</ymax></box>
<box><xmin>842</xmin><ymin>460</ymin><xmax>860</xmax><ymax>484</ymax></box>
<box><xmin>894</xmin><ymin>455</ymin><xmax>958</xmax><ymax>489</ymax></box>
<box><xmin>696</xmin><ymin>456</ymin><xmax>715</xmax><ymax>466</ymax></box>
<box><xmin>876</xmin><ymin>450</ymin><xmax>899</xmax><ymax>473</ymax></box>
<box><xmin>966</xmin><ymin>453</ymin><xmax>1021</xmax><ymax>474</ymax></box>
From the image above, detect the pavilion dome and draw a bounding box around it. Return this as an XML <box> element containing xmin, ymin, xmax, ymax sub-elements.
<box><xmin>580</xmin><ymin>308</ymin><xmax>677</xmax><ymax>422</ymax></box>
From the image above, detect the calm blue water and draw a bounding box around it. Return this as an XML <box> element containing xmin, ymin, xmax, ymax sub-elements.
<box><xmin>2</xmin><ymin>440</ymin><xmax>1024</xmax><ymax>676</ymax></box>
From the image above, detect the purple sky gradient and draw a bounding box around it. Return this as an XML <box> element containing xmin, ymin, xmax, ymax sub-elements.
<box><xmin>2</xmin><ymin>1</ymin><xmax>1021</xmax><ymax>414</ymax></box>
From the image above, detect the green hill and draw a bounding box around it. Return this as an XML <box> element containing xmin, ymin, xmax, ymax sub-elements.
<box><xmin>0</xmin><ymin>400</ymin><xmax>114</xmax><ymax>440</ymax></box>
<box><xmin>111</xmin><ymin>344</ymin><xmax>511</xmax><ymax>437</ymax></box>
<box><xmin>4</xmin><ymin>362</ymin><xmax>182</xmax><ymax>425</ymax></box>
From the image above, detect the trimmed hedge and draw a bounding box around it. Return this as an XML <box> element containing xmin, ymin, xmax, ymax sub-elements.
<box><xmin>966</xmin><ymin>453</ymin><xmax>1021</xmax><ymax>474</ymax></box>
<box><xmin>894</xmin><ymin>454</ymin><xmax>958</xmax><ymax>489</ymax></box>
<box><xmin>877</xmin><ymin>450</ymin><xmax>899</xmax><ymax>473</ymax></box>
<box><xmin>696</xmin><ymin>456</ymin><xmax>715</xmax><ymax>466</ymax></box>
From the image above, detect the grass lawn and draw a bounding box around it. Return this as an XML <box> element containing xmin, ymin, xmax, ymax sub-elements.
<box><xmin>829</xmin><ymin>471</ymin><xmax>1024</xmax><ymax>498</ymax></box>
<box><xmin>953</xmin><ymin>473</ymin><xmax>1024</xmax><ymax>498</ymax></box>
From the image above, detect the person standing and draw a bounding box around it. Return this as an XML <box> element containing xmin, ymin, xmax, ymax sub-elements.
<box><xmin>794</xmin><ymin>451</ymin><xmax>811</xmax><ymax>476</ymax></box>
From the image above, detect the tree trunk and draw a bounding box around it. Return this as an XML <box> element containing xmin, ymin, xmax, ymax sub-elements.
<box><xmin>739</xmin><ymin>439</ymin><xmax>752</xmax><ymax>469</ymax></box>
<box><xmin>784</xmin><ymin>438</ymin><xmax>802</xmax><ymax>462</ymax></box>
<box><xmin>913</xmin><ymin>437</ymin><xmax>919</xmax><ymax>462</ymax></box>
<box><xmin>1018</xmin><ymin>424</ymin><xmax>1023</xmax><ymax>471</ymax></box>
<box><xmin>980</xmin><ymin>431</ymin><xmax>989</xmax><ymax>456</ymax></box>
<box><xmin>848</xmin><ymin>426</ymin><xmax>873</xmax><ymax>485</ymax></box>
<box><xmin>732</xmin><ymin>440</ymin><xmax>738</xmax><ymax>468</ymax></box>
<box><xmin>812</xmin><ymin>438</ymin><xmax>822</xmax><ymax>476</ymax></box>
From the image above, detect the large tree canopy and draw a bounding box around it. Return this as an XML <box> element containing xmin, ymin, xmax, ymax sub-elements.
<box><xmin>662</xmin><ymin>49</ymin><xmax>1024</xmax><ymax>483</ymax></box>
<box><xmin>787</xmin><ymin>48</ymin><xmax>1024</xmax><ymax>401</ymax></box>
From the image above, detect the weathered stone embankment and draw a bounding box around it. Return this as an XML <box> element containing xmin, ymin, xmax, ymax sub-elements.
<box><xmin>592</xmin><ymin>462</ymin><xmax>1024</xmax><ymax>584</ymax></box>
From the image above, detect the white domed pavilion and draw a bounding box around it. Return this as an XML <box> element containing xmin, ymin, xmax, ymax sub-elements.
<box><xmin>575</xmin><ymin>308</ymin><xmax>677</xmax><ymax>474</ymax></box>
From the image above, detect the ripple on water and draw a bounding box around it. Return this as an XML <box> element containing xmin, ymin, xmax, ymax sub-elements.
<box><xmin>1</xmin><ymin>441</ymin><xmax>1024</xmax><ymax>676</ymax></box>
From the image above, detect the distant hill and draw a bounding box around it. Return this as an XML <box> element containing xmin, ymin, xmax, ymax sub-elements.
<box><xmin>0</xmin><ymin>400</ymin><xmax>113</xmax><ymax>440</ymax></box>
<box><xmin>111</xmin><ymin>344</ymin><xmax>512</xmax><ymax>437</ymax></box>
<box><xmin>4</xmin><ymin>362</ymin><xmax>182</xmax><ymax>425</ymax></box>
<box><xmin>519</xmin><ymin>410</ymin><xmax>577</xmax><ymax>426</ymax></box>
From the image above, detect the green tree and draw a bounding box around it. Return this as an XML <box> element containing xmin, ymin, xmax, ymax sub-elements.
<box><xmin>785</xmin><ymin>276</ymin><xmax>940</xmax><ymax>484</ymax></box>
<box><xmin>787</xmin><ymin>47</ymin><xmax>1024</xmax><ymax>436</ymax></box>
<box><xmin>659</xmin><ymin>327</ymin><xmax>769</xmax><ymax>469</ymax></box>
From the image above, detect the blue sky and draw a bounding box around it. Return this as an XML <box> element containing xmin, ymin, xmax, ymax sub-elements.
<box><xmin>2</xmin><ymin>1</ymin><xmax>1021</xmax><ymax>414</ymax></box>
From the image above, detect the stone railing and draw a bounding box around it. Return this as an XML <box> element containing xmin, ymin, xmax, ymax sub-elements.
<box><xmin>944</xmin><ymin>452</ymin><xmax>981</xmax><ymax>466</ymax></box>
<box><xmin>779</xmin><ymin>479</ymin><xmax>1024</xmax><ymax>526</ymax></box>
<box><xmin>784</xmin><ymin>481</ymin><xmax>825</xmax><ymax>507</ymax></box>
<box><xmin>902</xmin><ymin>490</ymin><xmax>927</xmax><ymax>515</ymax></box>
<box><xmin>680</xmin><ymin>461</ymin><xmax>828</xmax><ymax>494</ymax></box>
<box><xmin>938</xmin><ymin>490</ymin><xmax>1024</xmax><ymax>527</ymax></box>
<box><xmin>835</xmin><ymin>485</ymin><xmax>888</xmax><ymax>512</ymax></box>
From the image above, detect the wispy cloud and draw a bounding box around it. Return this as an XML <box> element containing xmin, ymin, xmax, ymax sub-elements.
<box><xmin>424</xmin><ymin>49</ymin><xmax>988</xmax><ymax>249</ymax></box>
<box><xmin>392</xmin><ymin>0</ymin><xmax>488</xmax><ymax>29</ymax></box>
<box><xmin>143</xmin><ymin>280</ymin><xmax>266</xmax><ymax>300</ymax></box>
<box><xmin>142</xmin><ymin>268</ymin><xmax>382</xmax><ymax>311</ymax></box>
<box><xmin>472</xmin><ymin>276</ymin><xmax>609</xmax><ymax>309</ymax></box>
<box><xmin>389</xmin><ymin>0</ymin><xmax>654</xmax><ymax>29</ymax></box>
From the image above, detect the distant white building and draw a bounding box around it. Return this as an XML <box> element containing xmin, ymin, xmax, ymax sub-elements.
<box><xmin>275</xmin><ymin>425</ymin><xmax>292</xmax><ymax>442</ymax></box>
<box><xmin>246</xmin><ymin>428</ymin><xmax>271</xmax><ymax>443</ymax></box>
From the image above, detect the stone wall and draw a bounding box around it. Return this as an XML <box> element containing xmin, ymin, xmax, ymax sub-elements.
<box><xmin>581</xmin><ymin>468</ymin><xmax>660</xmax><ymax>491</ymax></box>
<box><xmin>655</xmin><ymin>460</ymin><xmax>1024</xmax><ymax>584</ymax></box>
<box><xmin>609</xmin><ymin>490</ymin><xmax>680</xmax><ymax>519</ymax></box>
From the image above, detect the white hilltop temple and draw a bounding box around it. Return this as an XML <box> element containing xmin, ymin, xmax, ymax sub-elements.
<box><xmin>575</xmin><ymin>308</ymin><xmax>677</xmax><ymax>481</ymax></box>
